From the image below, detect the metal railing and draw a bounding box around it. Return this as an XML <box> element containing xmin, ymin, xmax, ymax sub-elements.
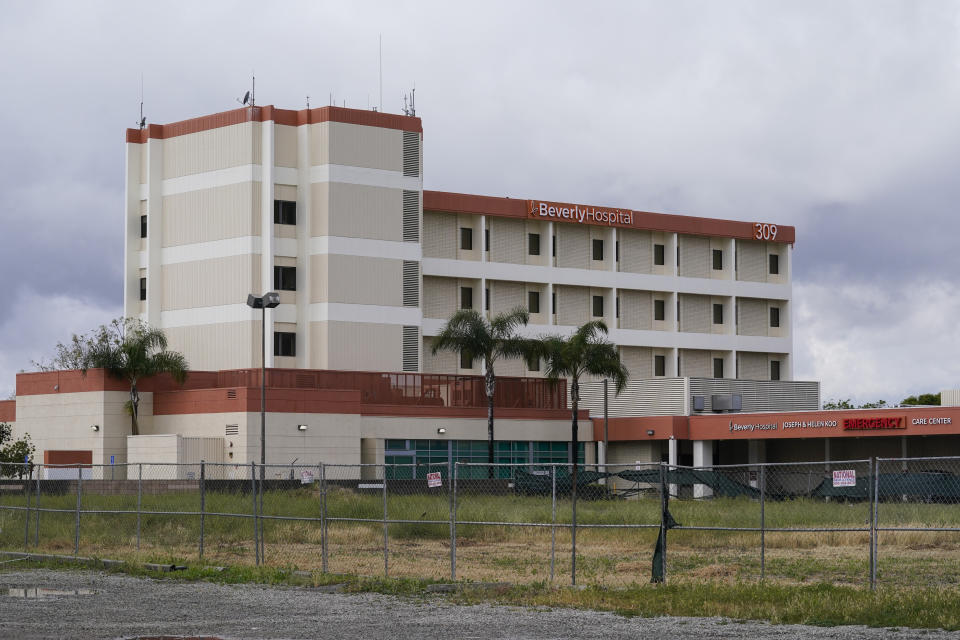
<box><xmin>0</xmin><ymin>456</ymin><xmax>958</xmax><ymax>588</ymax></box>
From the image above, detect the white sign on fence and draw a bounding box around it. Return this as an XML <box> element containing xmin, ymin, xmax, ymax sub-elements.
<box><xmin>427</xmin><ymin>471</ymin><xmax>442</xmax><ymax>488</ymax></box>
<box><xmin>300</xmin><ymin>470</ymin><xmax>314</xmax><ymax>485</ymax></box>
<box><xmin>832</xmin><ymin>469</ymin><xmax>856</xmax><ymax>487</ymax></box>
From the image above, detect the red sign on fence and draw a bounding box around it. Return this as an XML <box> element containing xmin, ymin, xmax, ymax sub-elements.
<box><xmin>427</xmin><ymin>472</ymin><xmax>442</xmax><ymax>488</ymax></box>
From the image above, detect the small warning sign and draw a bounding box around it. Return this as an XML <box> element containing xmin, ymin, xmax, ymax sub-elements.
<box><xmin>832</xmin><ymin>469</ymin><xmax>856</xmax><ymax>487</ymax></box>
<box><xmin>300</xmin><ymin>470</ymin><xmax>314</xmax><ymax>485</ymax></box>
<box><xmin>426</xmin><ymin>471</ymin><xmax>442</xmax><ymax>488</ymax></box>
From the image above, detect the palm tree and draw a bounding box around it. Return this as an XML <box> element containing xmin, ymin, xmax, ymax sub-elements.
<box><xmin>431</xmin><ymin>308</ymin><xmax>534</xmax><ymax>476</ymax></box>
<box><xmin>540</xmin><ymin>320</ymin><xmax>628</xmax><ymax>489</ymax></box>
<box><xmin>83</xmin><ymin>319</ymin><xmax>189</xmax><ymax>435</ymax></box>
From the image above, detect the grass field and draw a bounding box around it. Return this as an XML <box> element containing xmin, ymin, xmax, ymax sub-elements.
<box><xmin>1</xmin><ymin>484</ymin><xmax>959</xmax><ymax>588</ymax></box>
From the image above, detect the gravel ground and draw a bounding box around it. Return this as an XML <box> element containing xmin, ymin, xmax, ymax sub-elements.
<box><xmin>0</xmin><ymin>568</ymin><xmax>954</xmax><ymax>640</ymax></box>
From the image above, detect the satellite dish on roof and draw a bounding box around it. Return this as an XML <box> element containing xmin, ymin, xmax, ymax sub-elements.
<box><xmin>242</xmin><ymin>90</ymin><xmax>250</xmax><ymax>105</ymax></box>
<box><xmin>237</xmin><ymin>75</ymin><xmax>256</xmax><ymax>107</ymax></box>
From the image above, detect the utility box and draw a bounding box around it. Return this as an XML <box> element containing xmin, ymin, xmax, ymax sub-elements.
<box><xmin>127</xmin><ymin>434</ymin><xmax>225</xmax><ymax>479</ymax></box>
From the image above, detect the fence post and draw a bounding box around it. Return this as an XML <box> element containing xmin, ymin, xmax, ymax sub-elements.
<box><xmin>251</xmin><ymin>462</ymin><xmax>259</xmax><ymax>566</ymax></box>
<box><xmin>199</xmin><ymin>460</ymin><xmax>206</xmax><ymax>560</ymax></box>
<box><xmin>136</xmin><ymin>464</ymin><xmax>142</xmax><ymax>552</ymax></box>
<box><xmin>659</xmin><ymin>462</ymin><xmax>668</xmax><ymax>585</ymax></box>
<box><xmin>383</xmin><ymin>463</ymin><xmax>389</xmax><ymax>578</ymax></box>
<box><xmin>449</xmin><ymin>461</ymin><xmax>456</xmax><ymax>581</ymax></box>
<box><xmin>571</xmin><ymin>463</ymin><xmax>577</xmax><ymax>586</ymax></box>
<box><xmin>871</xmin><ymin>457</ymin><xmax>879</xmax><ymax>590</ymax></box>
<box><xmin>34</xmin><ymin>466</ymin><xmax>41</xmax><ymax>548</ymax></box>
<box><xmin>550</xmin><ymin>464</ymin><xmax>556</xmax><ymax>584</ymax></box>
<box><xmin>74</xmin><ymin>466</ymin><xmax>82</xmax><ymax>556</ymax></box>
<box><xmin>258</xmin><ymin>464</ymin><xmax>265</xmax><ymax>564</ymax></box>
<box><xmin>24</xmin><ymin>464</ymin><xmax>31</xmax><ymax>549</ymax></box>
<box><xmin>320</xmin><ymin>463</ymin><xmax>327</xmax><ymax>574</ymax></box>
<box><xmin>760</xmin><ymin>464</ymin><xmax>766</xmax><ymax>582</ymax></box>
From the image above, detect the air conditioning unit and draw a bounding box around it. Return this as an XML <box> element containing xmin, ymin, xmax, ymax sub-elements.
<box><xmin>692</xmin><ymin>395</ymin><xmax>705</xmax><ymax>412</ymax></box>
<box><xmin>711</xmin><ymin>394</ymin><xmax>732</xmax><ymax>411</ymax></box>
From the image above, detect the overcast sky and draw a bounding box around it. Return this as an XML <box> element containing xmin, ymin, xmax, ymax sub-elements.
<box><xmin>2</xmin><ymin>0</ymin><xmax>959</xmax><ymax>404</ymax></box>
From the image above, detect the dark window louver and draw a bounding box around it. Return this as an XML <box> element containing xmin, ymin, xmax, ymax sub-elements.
<box><xmin>402</xmin><ymin>326</ymin><xmax>419</xmax><ymax>372</ymax></box>
<box><xmin>402</xmin><ymin>190</ymin><xmax>419</xmax><ymax>242</ymax></box>
<box><xmin>402</xmin><ymin>132</ymin><xmax>420</xmax><ymax>177</ymax></box>
<box><xmin>402</xmin><ymin>261</ymin><xmax>419</xmax><ymax>307</ymax></box>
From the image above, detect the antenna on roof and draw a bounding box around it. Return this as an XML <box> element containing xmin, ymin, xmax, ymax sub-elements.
<box><xmin>306</xmin><ymin>95</ymin><xmax>310</xmax><ymax>109</ymax></box>
<box><xmin>237</xmin><ymin>73</ymin><xmax>255</xmax><ymax>106</ymax></box>
<box><xmin>137</xmin><ymin>73</ymin><xmax>146</xmax><ymax>129</ymax></box>
<box><xmin>402</xmin><ymin>85</ymin><xmax>416</xmax><ymax>117</ymax></box>
<box><xmin>379</xmin><ymin>33</ymin><xmax>383</xmax><ymax>113</ymax></box>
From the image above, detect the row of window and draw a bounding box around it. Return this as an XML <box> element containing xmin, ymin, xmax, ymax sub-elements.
<box><xmin>457</xmin><ymin>286</ymin><xmax>781</xmax><ymax>328</ymax></box>
<box><xmin>383</xmin><ymin>439</ymin><xmax>586</xmax><ymax>478</ymax></box>
<box><xmin>458</xmin><ymin>228</ymin><xmax>781</xmax><ymax>274</ymax></box>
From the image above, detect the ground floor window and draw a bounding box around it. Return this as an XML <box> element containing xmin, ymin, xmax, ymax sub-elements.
<box><xmin>384</xmin><ymin>439</ymin><xmax>585</xmax><ymax>479</ymax></box>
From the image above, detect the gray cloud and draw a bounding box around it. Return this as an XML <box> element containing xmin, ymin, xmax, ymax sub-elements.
<box><xmin>2</xmin><ymin>0</ymin><xmax>960</xmax><ymax>402</ymax></box>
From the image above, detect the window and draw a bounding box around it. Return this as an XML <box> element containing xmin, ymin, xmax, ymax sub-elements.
<box><xmin>654</xmin><ymin>299</ymin><xmax>665</xmax><ymax>321</ymax></box>
<box><xmin>713</xmin><ymin>303</ymin><xmax>723</xmax><ymax>325</ymax></box>
<box><xmin>654</xmin><ymin>355</ymin><xmax>666</xmax><ymax>377</ymax></box>
<box><xmin>592</xmin><ymin>239</ymin><xmax>604</xmax><ymax>261</ymax></box>
<box><xmin>273</xmin><ymin>266</ymin><xmax>296</xmax><ymax>291</ymax></box>
<box><xmin>527</xmin><ymin>354</ymin><xmax>540</xmax><ymax>372</ymax></box>
<box><xmin>615</xmin><ymin>241</ymin><xmax>619</xmax><ymax>262</ymax></box>
<box><xmin>769</xmin><ymin>253</ymin><xmax>780</xmax><ymax>275</ymax></box>
<box><xmin>528</xmin><ymin>233</ymin><xmax>541</xmax><ymax>256</ymax></box>
<box><xmin>528</xmin><ymin>290</ymin><xmax>540</xmax><ymax>314</ymax></box>
<box><xmin>552</xmin><ymin>235</ymin><xmax>556</xmax><ymax>257</ymax></box>
<box><xmin>485</xmin><ymin>228</ymin><xmax>490</xmax><ymax>252</ymax></box>
<box><xmin>139</xmin><ymin>277</ymin><xmax>147</xmax><ymax>301</ymax></box>
<box><xmin>274</xmin><ymin>332</ymin><xmax>296</xmax><ymax>357</ymax></box>
<box><xmin>654</xmin><ymin>243</ymin><xmax>665</xmax><ymax>265</ymax></box>
<box><xmin>140</xmin><ymin>215</ymin><xmax>147</xmax><ymax>239</ymax></box>
<box><xmin>460</xmin><ymin>227</ymin><xmax>473</xmax><ymax>251</ymax></box>
<box><xmin>770</xmin><ymin>360</ymin><xmax>781</xmax><ymax>381</ymax></box>
<box><xmin>592</xmin><ymin>295</ymin><xmax>604</xmax><ymax>317</ymax></box>
<box><xmin>713</xmin><ymin>358</ymin><xmax>724</xmax><ymax>379</ymax></box>
<box><xmin>461</xmin><ymin>287</ymin><xmax>473</xmax><ymax>310</ymax></box>
<box><xmin>485</xmin><ymin>287</ymin><xmax>490</xmax><ymax>311</ymax></box>
<box><xmin>770</xmin><ymin>306</ymin><xmax>780</xmax><ymax>328</ymax></box>
<box><xmin>551</xmin><ymin>292</ymin><xmax>556</xmax><ymax>315</ymax></box>
<box><xmin>615</xmin><ymin>296</ymin><xmax>620</xmax><ymax>318</ymax></box>
<box><xmin>273</xmin><ymin>200</ymin><xmax>296</xmax><ymax>225</ymax></box>
<box><xmin>460</xmin><ymin>351</ymin><xmax>473</xmax><ymax>369</ymax></box>
<box><xmin>712</xmin><ymin>249</ymin><xmax>723</xmax><ymax>270</ymax></box>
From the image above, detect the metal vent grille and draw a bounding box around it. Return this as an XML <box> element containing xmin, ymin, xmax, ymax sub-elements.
<box><xmin>402</xmin><ymin>325</ymin><xmax>419</xmax><ymax>372</ymax></box>
<box><xmin>296</xmin><ymin>374</ymin><xmax>315</xmax><ymax>388</ymax></box>
<box><xmin>225</xmin><ymin>424</ymin><xmax>239</xmax><ymax>436</ymax></box>
<box><xmin>402</xmin><ymin>131</ymin><xmax>420</xmax><ymax>177</ymax></box>
<box><xmin>226</xmin><ymin>389</ymin><xmax>237</xmax><ymax>399</ymax></box>
<box><xmin>402</xmin><ymin>261</ymin><xmax>420</xmax><ymax>307</ymax></box>
<box><xmin>402</xmin><ymin>190</ymin><xmax>419</xmax><ymax>242</ymax></box>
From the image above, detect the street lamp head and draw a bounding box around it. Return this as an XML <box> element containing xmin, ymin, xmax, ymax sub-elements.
<box><xmin>263</xmin><ymin>292</ymin><xmax>281</xmax><ymax>308</ymax></box>
<box><xmin>246</xmin><ymin>294</ymin><xmax>263</xmax><ymax>309</ymax></box>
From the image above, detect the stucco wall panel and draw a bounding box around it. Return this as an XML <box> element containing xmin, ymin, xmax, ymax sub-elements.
<box><xmin>163</xmin><ymin>122</ymin><xmax>261</xmax><ymax>179</ymax></box>
<box><xmin>162</xmin><ymin>182</ymin><xmax>261</xmax><ymax>247</ymax></box>
<box><xmin>162</xmin><ymin>254</ymin><xmax>261</xmax><ymax>311</ymax></box>
<box><xmin>310</xmin><ymin>121</ymin><xmax>403</xmax><ymax>171</ymax></box>
<box><xmin>163</xmin><ymin>321</ymin><xmax>259</xmax><ymax>371</ymax></box>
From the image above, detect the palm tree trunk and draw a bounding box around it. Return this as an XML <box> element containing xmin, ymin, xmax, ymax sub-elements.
<box><xmin>130</xmin><ymin>383</ymin><xmax>140</xmax><ymax>437</ymax></box>
<box><xmin>485</xmin><ymin>368</ymin><xmax>495</xmax><ymax>480</ymax></box>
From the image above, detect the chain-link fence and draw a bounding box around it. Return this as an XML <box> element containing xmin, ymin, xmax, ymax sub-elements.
<box><xmin>1</xmin><ymin>457</ymin><xmax>958</xmax><ymax>588</ymax></box>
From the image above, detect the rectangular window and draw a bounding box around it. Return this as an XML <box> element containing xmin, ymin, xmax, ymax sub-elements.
<box><xmin>140</xmin><ymin>215</ymin><xmax>147</xmax><ymax>239</ymax></box>
<box><xmin>615</xmin><ymin>296</ymin><xmax>620</xmax><ymax>318</ymax></box>
<box><xmin>460</xmin><ymin>351</ymin><xmax>473</xmax><ymax>369</ymax></box>
<box><xmin>274</xmin><ymin>331</ymin><xmax>296</xmax><ymax>357</ymax></box>
<box><xmin>485</xmin><ymin>228</ymin><xmax>490</xmax><ymax>252</ymax></box>
<box><xmin>616</xmin><ymin>241</ymin><xmax>619</xmax><ymax>262</ymax></box>
<box><xmin>528</xmin><ymin>290</ymin><xmax>540</xmax><ymax>314</ymax></box>
<box><xmin>273</xmin><ymin>266</ymin><xmax>296</xmax><ymax>291</ymax></box>
<box><xmin>654</xmin><ymin>243</ymin><xmax>665</xmax><ymax>265</ymax></box>
<box><xmin>713</xmin><ymin>358</ymin><xmax>724</xmax><ymax>379</ymax></box>
<box><xmin>713</xmin><ymin>303</ymin><xmax>723</xmax><ymax>325</ymax></box>
<box><xmin>528</xmin><ymin>233</ymin><xmax>541</xmax><ymax>256</ymax></box>
<box><xmin>273</xmin><ymin>200</ymin><xmax>296</xmax><ymax>225</ymax></box>
<box><xmin>712</xmin><ymin>249</ymin><xmax>723</xmax><ymax>270</ymax></box>
<box><xmin>527</xmin><ymin>355</ymin><xmax>540</xmax><ymax>372</ymax></box>
<box><xmin>461</xmin><ymin>287</ymin><xmax>473</xmax><ymax>310</ymax></box>
<box><xmin>460</xmin><ymin>227</ymin><xmax>473</xmax><ymax>251</ymax></box>
<box><xmin>770</xmin><ymin>306</ymin><xmax>780</xmax><ymax>328</ymax></box>
<box><xmin>592</xmin><ymin>295</ymin><xmax>604</xmax><ymax>317</ymax></box>
<box><xmin>654</xmin><ymin>355</ymin><xmax>666</xmax><ymax>377</ymax></box>
<box><xmin>485</xmin><ymin>287</ymin><xmax>490</xmax><ymax>311</ymax></box>
<box><xmin>552</xmin><ymin>292</ymin><xmax>556</xmax><ymax>315</ymax></box>
<box><xmin>552</xmin><ymin>235</ymin><xmax>556</xmax><ymax>257</ymax></box>
<box><xmin>139</xmin><ymin>277</ymin><xmax>147</xmax><ymax>301</ymax></box>
<box><xmin>654</xmin><ymin>299</ymin><xmax>665</xmax><ymax>321</ymax></box>
<box><xmin>770</xmin><ymin>360</ymin><xmax>781</xmax><ymax>381</ymax></box>
<box><xmin>769</xmin><ymin>253</ymin><xmax>780</xmax><ymax>275</ymax></box>
<box><xmin>592</xmin><ymin>238</ymin><xmax>604</xmax><ymax>261</ymax></box>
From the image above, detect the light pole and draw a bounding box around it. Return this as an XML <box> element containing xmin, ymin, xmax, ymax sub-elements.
<box><xmin>246</xmin><ymin>292</ymin><xmax>280</xmax><ymax>473</ymax></box>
